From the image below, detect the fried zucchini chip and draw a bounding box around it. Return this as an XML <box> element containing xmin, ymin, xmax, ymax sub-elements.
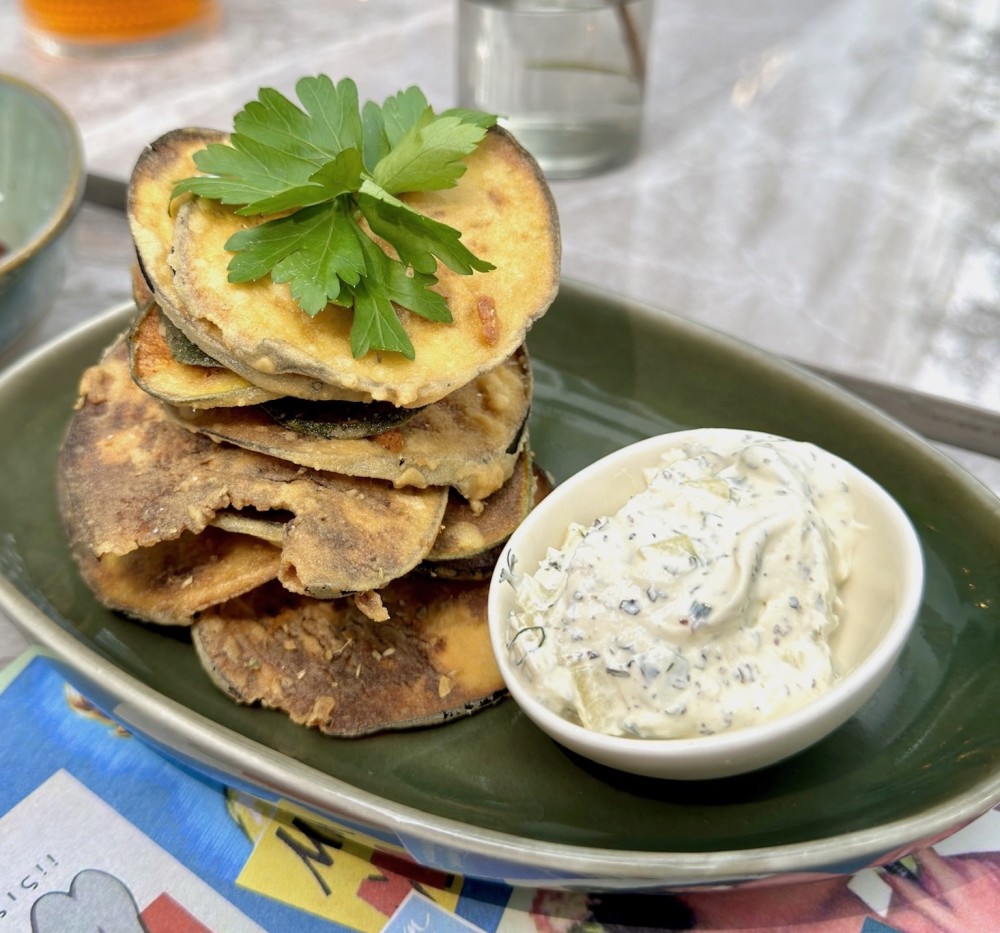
<box><xmin>427</xmin><ymin>451</ymin><xmax>533</xmax><ymax>560</ymax></box>
<box><xmin>192</xmin><ymin>576</ymin><xmax>505</xmax><ymax>736</ymax></box>
<box><xmin>422</xmin><ymin>456</ymin><xmax>555</xmax><ymax>580</ymax></box>
<box><xmin>259</xmin><ymin>396</ymin><xmax>423</xmax><ymax>439</ymax></box>
<box><xmin>130</xmin><ymin>261</ymin><xmax>155</xmax><ymax>314</ymax></box>
<box><xmin>68</xmin><ymin>527</ymin><xmax>281</xmax><ymax>627</ymax></box>
<box><xmin>164</xmin><ymin>348</ymin><xmax>532</xmax><ymax>502</ymax></box>
<box><xmin>168</xmin><ymin>126</ymin><xmax>560</xmax><ymax>407</ymax></box>
<box><xmin>127</xmin><ymin>127</ymin><xmax>225</xmax><ymax>319</ymax></box>
<box><xmin>128</xmin><ymin>128</ymin><xmax>360</xmax><ymax>402</ymax></box>
<box><xmin>59</xmin><ymin>337</ymin><xmax>448</xmax><ymax>598</ymax></box>
<box><xmin>128</xmin><ymin>302</ymin><xmax>281</xmax><ymax>409</ymax></box>
<box><xmin>210</xmin><ymin>508</ymin><xmax>286</xmax><ymax>544</ymax></box>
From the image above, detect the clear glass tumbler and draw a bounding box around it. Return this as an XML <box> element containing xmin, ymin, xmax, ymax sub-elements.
<box><xmin>456</xmin><ymin>0</ymin><xmax>652</xmax><ymax>179</ymax></box>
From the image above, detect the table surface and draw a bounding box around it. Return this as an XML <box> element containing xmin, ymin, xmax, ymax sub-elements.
<box><xmin>1</xmin><ymin>0</ymin><xmax>998</xmax><ymax>654</ymax></box>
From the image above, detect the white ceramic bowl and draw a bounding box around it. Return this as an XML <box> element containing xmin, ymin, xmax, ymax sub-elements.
<box><xmin>488</xmin><ymin>428</ymin><xmax>925</xmax><ymax>780</ymax></box>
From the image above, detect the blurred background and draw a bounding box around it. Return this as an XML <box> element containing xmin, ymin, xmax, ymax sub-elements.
<box><xmin>1</xmin><ymin>0</ymin><xmax>998</xmax><ymax>485</ymax></box>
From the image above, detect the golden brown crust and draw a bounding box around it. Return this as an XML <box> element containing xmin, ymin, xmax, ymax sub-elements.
<box><xmin>128</xmin><ymin>302</ymin><xmax>280</xmax><ymax>408</ymax></box>
<box><xmin>67</xmin><ymin>527</ymin><xmax>281</xmax><ymax>627</ymax></box>
<box><xmin>127</xmin><ymin>127</ymin><xmax>227</xmax><ymax>316</ymax></box>
<box><xmin>426</xmin><ymin>450</ymin><xmax>535</xmax><ymax>562</ymax></box>
<box><xmin>162</xmin><ymin>348</ymin><xmax>533</xmax><ymax>502</ymax></box>
<box><xmin>166</xmin><ymin>127</ymin><xmax>560</xmax><ymax>406</ymax></box>
<box><xmin>192</xmin><ymin>576</ymin><xmax>505</xmax><ymax>735</ymax></box>
<box><xmin>59</xmin><ymin>337</ymin><xmax>448</xmax><ymax>598</ymax></box>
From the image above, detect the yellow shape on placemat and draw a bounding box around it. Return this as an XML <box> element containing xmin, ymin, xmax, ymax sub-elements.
<box><xmin>232</xmin><ymin>794</ymin><xmax>462</xmax><ymax>931</ymax></box>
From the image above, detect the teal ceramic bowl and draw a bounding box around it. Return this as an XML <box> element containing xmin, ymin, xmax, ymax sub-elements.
<box><xmin>0</xmin><ymin>74</ymin><xmax>84</xmax><ymax>353</ymax></box>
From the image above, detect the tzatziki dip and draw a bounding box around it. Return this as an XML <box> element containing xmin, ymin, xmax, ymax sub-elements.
<box><xmin>504</xmin><ymin>430</ymin><xmax>860</xmax><ymax>740</ymax></box>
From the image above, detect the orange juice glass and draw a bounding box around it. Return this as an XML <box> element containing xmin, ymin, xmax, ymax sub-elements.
<box><xmin>21</xmin><ymin>0</ymin><xmax>220</xmax><ymax>56</ymax></box>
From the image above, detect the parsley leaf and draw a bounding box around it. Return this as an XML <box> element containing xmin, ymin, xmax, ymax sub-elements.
<box><xmin>172</xmin><ymin>75</ymin><xmax>497</xmax><ymax>359</ymax></box>
<box><xmin>372</xmin><ymin>111</ymin><xmax>495</xmax><ymax>194</ymax></box>
<box><xmin>357</xmin><ymin>185</ymin><xmax>493</xmax><ymax>277</ymax></box>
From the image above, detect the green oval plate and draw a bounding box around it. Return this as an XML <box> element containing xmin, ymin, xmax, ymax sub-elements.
<box><xmin>2</xmin><ymin>283</ymin><xmax>1000</xmax><ymax>890</ymax></box>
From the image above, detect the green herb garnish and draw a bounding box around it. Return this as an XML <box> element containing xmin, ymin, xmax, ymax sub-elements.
<box><xmin>172</xmin><ymin>75</ymin><xmax>497</xmax><ymax>360</ymax></box>
<box><xmin>508</xmin><ymin>625</ymin><xmax>546</xmax><ymax>650</ymax></box>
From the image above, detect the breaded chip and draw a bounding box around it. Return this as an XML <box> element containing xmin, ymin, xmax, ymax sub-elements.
<box><xmin>140</xmin><ymin>127</ymin><xmax>559</xmax><ymax>407</ymax></box>
<box><xmin>192</xmin><ymin>576</ymin><xmax>505</xmax><ymax>735</ymax></box>
<box><xmin>163</xmin><ymin>349</ymin><xmax>532</xmax><ymax>502</ymax></box>
<box><xmin>59</xmin><ymin>337</ymin><xmax>448</xmax><ymax>598</ymax></box>
<box><xmin>128</xmin><ymin>302</ymin><xmax>280</xmax><ymax>409</ymax></box>
<box><xmin>70</xmin><ymin>527</ymin><xmax>281</xmax><ymax>626</ymax></box>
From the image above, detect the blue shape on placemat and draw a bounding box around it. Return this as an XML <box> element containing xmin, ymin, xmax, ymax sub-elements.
<box><xmin>861</xmin><ymin>916</ymin><xmax>903</xmax><ymax>932</ymax></box>
<box><xmin>385</xmin><ymin>891</ymin><xmax>485</xmax><ymax>933</ymax></box>
<box><xmin>0</xmin><ymin>653</ymin><xmax>353</xmax><ymax>932</ymax></box>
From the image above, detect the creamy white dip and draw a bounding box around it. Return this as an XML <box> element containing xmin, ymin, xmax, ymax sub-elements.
<box><xmin>505</xmin><ymin>431</ymin><xmax>859</xmax><ymax>739</ymax></box>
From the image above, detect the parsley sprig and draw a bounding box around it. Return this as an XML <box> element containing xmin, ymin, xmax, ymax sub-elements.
<box><xmin>172</xmin><ymin>76</ymin><xmax>497</xmax><ymax>360</ymax></box>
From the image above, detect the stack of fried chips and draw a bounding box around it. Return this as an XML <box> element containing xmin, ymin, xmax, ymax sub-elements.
<box><xmin>58</xmin><ymin>126</ymin><xmax>560</xmax><ymax>736</ymax></box>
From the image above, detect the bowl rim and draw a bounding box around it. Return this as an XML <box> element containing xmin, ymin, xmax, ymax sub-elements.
<box><xmin>0</xmin><ymin>72</ymin><xmax>85</xmax><ymax>273</ymax></box>
<box><xmin>489</xmin><ymin>427</ymin><xmax>926</xmax><ymax>776</ymax></box>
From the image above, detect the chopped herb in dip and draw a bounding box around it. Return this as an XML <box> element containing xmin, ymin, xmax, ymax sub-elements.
<box><xmin>505</xmin><ymin>431</ymin><xmax>859</xmax><ymax>740</ymax></box>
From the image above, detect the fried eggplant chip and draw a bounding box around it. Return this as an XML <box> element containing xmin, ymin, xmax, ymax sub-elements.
<box><xmin>128</xmin><ymin>302</ymin><xmax>281</xmax><ymax>409</ymax></box>
<box><xmin>163</xmin><ymin>348</ymin><xmax>532</xmax><ymax>502</ymax></box>
<box><xmin>167</xmin><ymin>126</ymin><xmax>560</xmax><ymax>407</ymax></box>
<box><xmin>192</xmin><ymin>576</ymin><xmax>505</xmax><ymax>736</ymax></box>
<box><xmin>59</xmin><ymin>337</ymin><xmax>448</xmax><ymax>598</ymax></box>
<box><xmin>130</xmin><ymin>261</ymin><xmax>155</xmax><ymax>314</ymax></box>
<box><xmin>427</xmin><ymin>450</ymin><xmax>533</xmax><ymax>560</ymax></box>
<box><xmin>69</xmin><ymin>527</ymin><xmax>281</xmax><ymax>627</ymax></box>
<box><xmin>133</xmin><ymin>299</ymin><xmax>426</xmax><ymax>433</ymax></box>
<box><xmin>422</xmin><ymin>457</ymin><xmax>555</xmax><ymax>580</ymax></box>
<box><xmin>127</xmin><ymin>127</ymin><xmax>360</xmax><ymax>402</ymax></box>
<box><xmin>127</xmin><ymin>127</ymin><xmax>225</xmax><ymax>319</ymax></box>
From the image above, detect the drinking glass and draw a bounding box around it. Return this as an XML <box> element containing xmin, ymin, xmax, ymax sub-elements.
<box><xmin>456</xmin><ymin>0</ymin><xmax>653</xmax><ymax>178</ymax></box>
